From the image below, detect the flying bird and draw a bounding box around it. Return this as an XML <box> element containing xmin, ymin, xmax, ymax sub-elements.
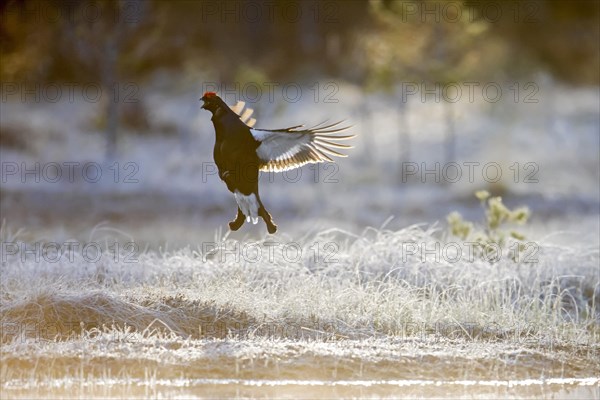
<box><xmin>200</xmin><ymin>92</ymin><xmax>354</xmax><ymax>234</ymax></box>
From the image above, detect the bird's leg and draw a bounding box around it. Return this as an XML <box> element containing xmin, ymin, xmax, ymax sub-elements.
<box><xmin>229</xmin><ymin>207</ymin><xmax>245</xmax><ymax>231</ymax></box>
<box><xmin>253</xmin><ymin>192</ymin><xmax>277</xmax><ymax>234</ymax></box>
<box><xmin>258</xmin><ymin>204</ymin><xmax>277</xmax><ymax>234</ymax></box>
<box><xmin>261</xmin><ymin>211</ymin><xmax>277</xmax><ymax>234</ymax></box>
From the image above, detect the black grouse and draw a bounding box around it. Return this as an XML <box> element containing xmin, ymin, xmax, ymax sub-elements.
<box><xmin>200</xmin><ymin>91</ymin><xmax>353</xmax><ymax>234</ymax></box>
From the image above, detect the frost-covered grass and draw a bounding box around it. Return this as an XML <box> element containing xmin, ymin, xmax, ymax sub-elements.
<box><xmin>2</xmin><ymin>224</ymin><xmax>599</xmax><ymax>343</ymax></box>
<box><xmin>1</xmin><ymin>224</ymin><xmax>598</xmax><ymax>398</ymax></box>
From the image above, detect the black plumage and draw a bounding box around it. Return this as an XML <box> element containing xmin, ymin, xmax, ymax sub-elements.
<box><xmin>200</xmin><ymin>91</ymin><xmax>353</xmax><ymax>234</ymax></box>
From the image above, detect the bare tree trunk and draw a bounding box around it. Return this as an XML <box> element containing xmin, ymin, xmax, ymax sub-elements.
<box><xmin>358</xmin><ymin>98</ymin><xmax>374</xmax><ymax>164</ymax></box>
<box><xmin>397</xmin><ymin>98</ymin><xmax>411</xmax><ymax>184</ymax></box>
<box><xmin>105</xmin><ymin>84</ymin><xmax>119</xmax><ymax>160</ymax></box>
<box><xmin>60</xmin><ymin>0</ymin><xmax>146</xmax><ymax>160</ymax></box>
<box><xmin>444</xmin><ymin>100</ymin><xmax>455</xmax><ymax>166</ymax></box>
<box><xmin>102</xmin><ymin>30</ymin><xmax>121</xmax><ymax>160</ymax></box>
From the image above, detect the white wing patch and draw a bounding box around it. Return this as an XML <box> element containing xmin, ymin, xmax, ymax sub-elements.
<box><xmin>234</xmin><ymin>191</ymin><xmax>259</xmax><ymax>224</ymax></box>
<box><xmin>252</xmin><ymin>129</ymin><xmax>311</xmax><ymax>162</ymax></box>
<box><xmin>229</xmin><ymin>100</ymin><xmax>355</xmax><ymax>172</ymax></box>
<box><xmin>249</xmin><ymin>122</ymin><xmax>354</xmax><ymax>172</ymax></box>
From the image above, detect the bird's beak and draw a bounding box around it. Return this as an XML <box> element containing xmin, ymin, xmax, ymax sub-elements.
<box><xmin>200</xmin><ymin>97</ymin><xmax>207</xmax><ymax>109</ymax></box>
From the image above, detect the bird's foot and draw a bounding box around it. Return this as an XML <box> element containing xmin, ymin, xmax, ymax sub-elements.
<box><xmin>266</xmin><ymin>221</ymin><xmax>277</xmax><ymax>234</ymax></box>
<box><xmin>229</xmin><ymin>219</ymin><xmax>244</xmax><ymax>231</ymax></box>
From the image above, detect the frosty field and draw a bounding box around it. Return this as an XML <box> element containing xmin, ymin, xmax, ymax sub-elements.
<box><xmin>2</xmin><ymin>0</ymin><xmax>600</xmax><ymax>397</ymax></box>
<box><xmin>1</xmin><ymin>81</ymin><xmax>599</xmax><ymax>398</ymax></box>
<box><xmin>1</xmin><ymin>222</ymin><xmax>599</xmax><ymax>398</ymax></box>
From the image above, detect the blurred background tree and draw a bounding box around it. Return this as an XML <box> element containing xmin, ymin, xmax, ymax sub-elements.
<box><xmin>3</xmin><ymin>0</ymin><xmax>597</xmax><ymax>84</ymax></box>
<box><xmin>1</xmin><ymin>0</ymin><xmax>598</xmax><ymax>156</ymax></box>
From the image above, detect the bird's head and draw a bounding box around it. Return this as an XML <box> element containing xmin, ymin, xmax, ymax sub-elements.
<box><xmin>200</xmin><ymin>91</ymin><xmax>226</xmax><ymax>115</ymax></box>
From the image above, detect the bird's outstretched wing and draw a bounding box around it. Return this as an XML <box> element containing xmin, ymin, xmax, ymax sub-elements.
<box><xmin>229</xmin><ymin>100</ymin><xmax>354</xmax><ymax>172</ymax></box>
<box><xmin>250</xmin><ymin>121</ymin><xmax>354</xmax><ymax>172</ymax></box>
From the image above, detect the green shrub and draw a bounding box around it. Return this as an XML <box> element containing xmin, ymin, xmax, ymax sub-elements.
<box><xmin>447</xmin><ymin>191</ymin><xmax>531</xmax><ymax>263</ymax></box>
